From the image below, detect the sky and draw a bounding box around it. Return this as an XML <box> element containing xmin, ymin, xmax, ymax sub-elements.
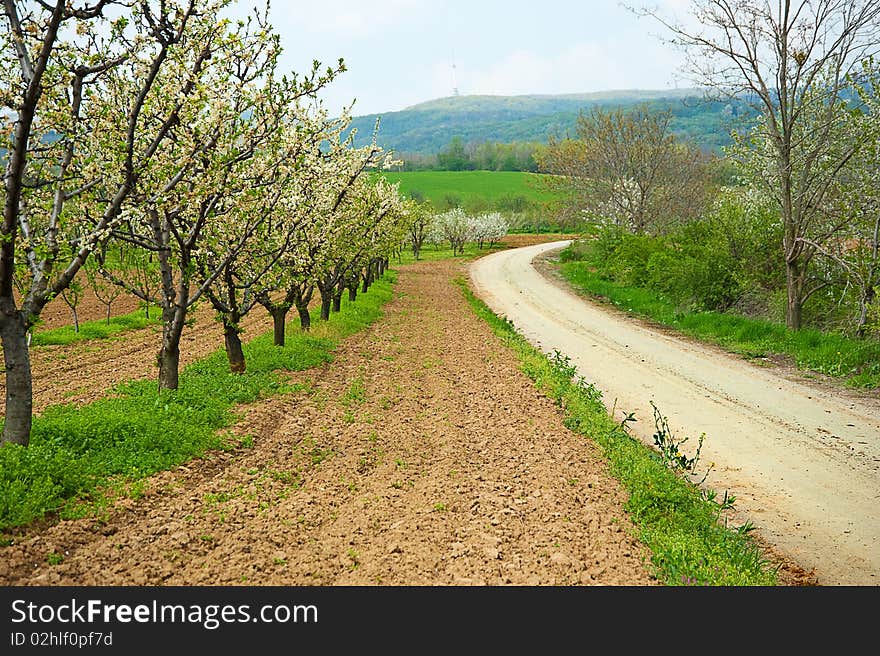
<box><xmin>230</xmin><ymin>0</ymin><xmax>696</xmax><ymax>116</ymax></box>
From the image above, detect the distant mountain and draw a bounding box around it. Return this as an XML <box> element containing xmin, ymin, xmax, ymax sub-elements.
<box><xmin>347</xmin><ymin>89</ymin><xmax>758</xmax><ymax>155</ymax></box>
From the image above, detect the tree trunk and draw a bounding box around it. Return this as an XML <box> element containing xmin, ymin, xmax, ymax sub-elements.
<box><xmin>856</xmin><ymin>286</ymin><xmax>875</xmax><ymax>339</ymax></box>
<box><xmin>271</xmin><ymin>306</ymin><xmax>289</xmax><ymax>346</ymax></box>
<box><xmin>158</xmin><ymin>308</ymin><xmax>185</xmax><ymax>391</ymax></box>
<box><xmin>332</xmin><ymin>285</ymin><xmax>343</xmax><ymax>313</ymax></box>
<box><xmin>0</xmin><ymin>314</ymin><xmax>33</xmax><ymax>446</ymax></box>
<box><xmin>348</xmin><ymin>285</ymin><xmax>358</xmax><ymax>302</ymax></box>
<box><xmin>362</xmin><ymin>270</ymin><xmax>372</xmax><ymax>294</ymax></box>
<box><xmin>320</xmin><ymin>292</ymin><xmax>332</xmax><ymax>321</ymax></box>
<box><xmin>158</xmin><ymin>340</ymin><xmax>180</xmax><ymax>391</ymax></box>
<box><xmin>224</xmin><ymin>322</ymin><xmax>246</xmax><ymax>374</ymax></box>
<box><xmin>785</xmin><ymin>259</ymin><xmax>804</xmax><ymax>331</ymax></box>
<box><xmin>296</xmin><ymin>303</ymin><xmax>311</xmax><ymax>331</ymax></box>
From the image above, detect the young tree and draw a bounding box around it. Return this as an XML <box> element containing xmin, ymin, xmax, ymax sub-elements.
<box><xmin>252</xmin><ymin>112</ymin><xmax>397</xmax><ymax>339</ymax></box>
<box><xmin>406</xmin><ymin>200</ymin><xmax>433</xmax><ymax>260</ymax></box>
<box><xmin>1</xmin><ymin>0</ymin><xmax>202</xmax><ymax>445</ymax></box>
<box><xmin>84</xmin><ymin>256</ymin><xmax>123</xmax><ymax>325</ymax></box>
<box><xmin>97</xmin><ymin>5</ymin><xmax>343</xmax><ymax>386</ymax></box>
<box><xmin>638</xmin><ymin>0</ymin><xmax>880</xmax><ymax>328</ymax></box>
<box><xmin>314</xmin><ymin>170</ymin><xmax>404</xmax><ymax>321</ymax></box>
<box><xmin>435</xmin><ymin>208</ymin><xmax>472</xmax><ymax>255</ymax></box>
<box><xmin>197</xmin><ymin>102</ymin><xmax>325</xmax><ymax>371</ymax></box>
<box><xmin>536</xmin><ymin>105</ymin><xmax>710</xmax><ymax>235</ymax></box>
<box><xmin>471</xmin><ymin>212</ymin><xmax>509</xmax><ymax>249</ymax></box>
<box><xmin>798</xmin><ymin>59</ymin><xmax>880</xmax><ymax>337</ymax></box>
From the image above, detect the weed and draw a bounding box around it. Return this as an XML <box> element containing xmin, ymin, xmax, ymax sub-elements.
<box><xmin>341</xmin><ymin>377</ymin><xmax>367</xmax><ymax>407</ymax></box>
<box><xmin>31</xmin><ymin>310</ymin><xmax>162</xmax><ymax>347</ymax></box>
<box><xmin>46</xmin><ymin>551</ymin><xmax>64</xmax><ymax>565</ymax></box>
<box><xmin>647</xmin><ymin>402</ymin><xmax>713</xmax><ymax>485</ymax></box>
<box><xmin>203</xmin><ymin>492</ymin><xmax>231</xmax><ymax>506</ymax></box>
<box><xmin>268</xmin><ymin>469</ymin><xmax>297</xmax><ymax>485</ymax></box>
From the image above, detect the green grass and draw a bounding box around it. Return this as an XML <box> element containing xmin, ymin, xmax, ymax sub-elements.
<box><xmin>458</xmin><ymin>278</ymin><xmax>779</xmax><ymax>586</ymax></box>
<box><xmin>0</xmin><ymin>272</ymin><xmax>396</xmax><ymax>532</ymax></box>
<box><xmin>393</xmin><ymin>240</ymin><xmax>508</xmax><ymax>266</ymax></box>
<box><xmin>381</xmin><ymin>171</ymin><xmax>559</xmax><ymax>207</ymax></box>
<box><xmin>559</xmin><ymin>261</ymin><xmax>880</xmax><ymax>388</ymax></box>
<box><xmin>31</xmin><ymin>308</ymin><xmax>162</xmax><ymax>346</ymax></box>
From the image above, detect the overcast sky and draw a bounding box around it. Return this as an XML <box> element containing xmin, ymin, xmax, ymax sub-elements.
<box><xmin>230</xmin><ymin>0</ymin><xmax>695</xmax><ymax>116</ymax></box>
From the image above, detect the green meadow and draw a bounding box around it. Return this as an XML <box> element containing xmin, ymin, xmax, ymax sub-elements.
<box><xmin>381</xmin><ymin>171</ymin><xmax>559</xmax><ymax>208</ymax></box>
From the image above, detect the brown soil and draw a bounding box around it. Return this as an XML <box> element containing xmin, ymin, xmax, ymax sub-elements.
<box><xmin>0</xmin><ymin>246</ymin><xmax>660</xmax><ymax>586</ymax></box>
<box><xmin>8</xmin><ymin>304</ymin><xmax>275</xmax><ymax>415</ymax></box>
<box><xmin>36</xmin><ymin>283</ymin><xmax>144</xmax><ymax>332</ymax></box>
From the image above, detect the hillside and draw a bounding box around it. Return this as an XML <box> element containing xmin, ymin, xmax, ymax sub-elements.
<box><xmin>348</xmin><ymin>89</ymin><xmax>757</xmax><ymax>155</ymax></box>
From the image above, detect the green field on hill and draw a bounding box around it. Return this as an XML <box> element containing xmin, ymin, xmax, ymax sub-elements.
<box><xmin>381</xmin><ymin>171</ymin><xmax>560</xmax><ymax>209</ymax></box>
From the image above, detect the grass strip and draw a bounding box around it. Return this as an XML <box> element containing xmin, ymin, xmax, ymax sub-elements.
<box><xmin>458</xmin><ymin>277</ymin><xmax>779</xmax><ymax>586</ymax></box>
<box><xmin>559</xmin><ymin>261</ymin><xmax>880</xmax><ymax>389</ymax></box>
<box><xmin>0</xmin><ymin>272</ymin><xmax>396</xmax><ymax>532</ymax></box>
<box><xmin>31</xmin><ymin>309</ymin><xmax>162</xmax><ymax>347</ymax></box>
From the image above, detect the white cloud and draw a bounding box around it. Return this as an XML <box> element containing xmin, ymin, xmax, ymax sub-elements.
<box><xmin>263</xmin><ymin>0</ymin><xmax>430</xmax><ymax>38</ymax></box>
<box><xmin>442</xmin><ymin>38</ymin><xmax>686</xmax><ymax>99</ymax></box>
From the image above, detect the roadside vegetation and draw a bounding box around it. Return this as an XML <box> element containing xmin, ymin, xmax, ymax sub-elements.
<box><xmin>557</xmin><ymin>233</ymin><xmax>880</xmax><ymax>388</ymax></box>
<box><xmin>460</xmin><ymin>280</ymin><xmax>779</xmax><ymax>585</ymax></box>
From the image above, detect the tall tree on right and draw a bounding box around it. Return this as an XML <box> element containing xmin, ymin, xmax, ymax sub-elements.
<box><xmin>638</xmin><ymin>0</ymin><xmax>880</xmax><ymax>329</ymax></box>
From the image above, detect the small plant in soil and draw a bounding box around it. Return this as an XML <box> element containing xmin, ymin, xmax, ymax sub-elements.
<box><xmin>649</xmin><ymin>401</ymin><xmax>713</xmax><ymax>486</ymax></box>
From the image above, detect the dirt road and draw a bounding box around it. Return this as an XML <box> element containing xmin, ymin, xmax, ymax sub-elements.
<box><xmin>469</xmin><ymin>241</ymin><xmax>880</xmax><ymax>586</ymax></box>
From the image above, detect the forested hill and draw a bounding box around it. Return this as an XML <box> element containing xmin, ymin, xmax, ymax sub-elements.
<box><xmin>347</xmin><ymin>89</ymin><xmax>757</xmax><ymax>155</ymax></box>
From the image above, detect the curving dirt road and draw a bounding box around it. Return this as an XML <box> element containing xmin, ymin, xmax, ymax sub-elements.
<box><xmin>469</xmin><ymin>241</ymin><xmax>880</xmax><ymax>586</ymax></box>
